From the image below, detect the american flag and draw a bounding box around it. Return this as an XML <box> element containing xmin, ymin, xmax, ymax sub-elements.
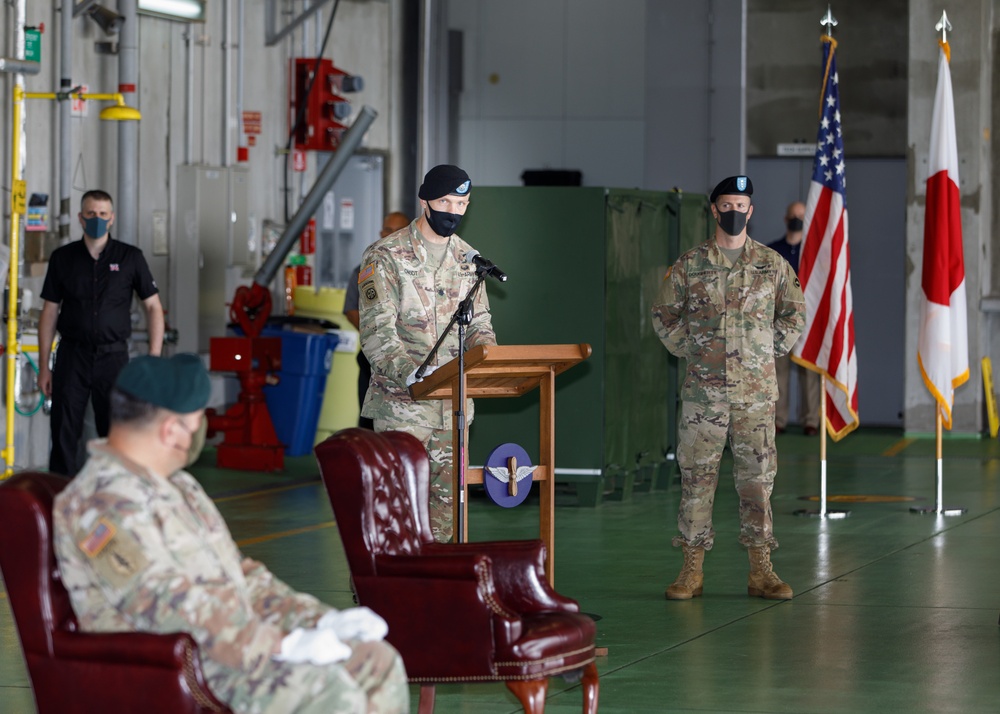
<box><xmin>792</xmin><ymin>36</ymin><xmax>859</xmax><ymax>441</ymax></box>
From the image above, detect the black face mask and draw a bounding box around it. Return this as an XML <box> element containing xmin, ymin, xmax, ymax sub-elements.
<box><xmin>787</xmin><ymin>217</ymin><xmax>804</xmax><ymax>232</ymax></box>
<box><xmin>425</xmin><ymin>205</ymin><xmax>462</xmax><ymax>237</ymax></box>
<box><xmin>716</xmin><ymin>209</ymin><xmax>748</xmax><ymax>237</ymax></box>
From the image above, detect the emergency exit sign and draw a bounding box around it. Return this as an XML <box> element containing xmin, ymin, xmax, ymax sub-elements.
<box><xmin>25</xmin><ymin>29</ymin><xmax>41</xmax><ymax>63</ymax></box>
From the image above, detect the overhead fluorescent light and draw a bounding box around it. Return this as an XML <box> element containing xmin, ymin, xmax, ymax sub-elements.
<box><xmin>137</xmin><ymin>0</ymin><xmax>206</xmax><ymax>21</ymax></box>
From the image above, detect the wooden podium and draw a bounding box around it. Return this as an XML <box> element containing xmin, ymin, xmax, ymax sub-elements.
<box><xmin>410</xmin><ymin>344</ymin><xmax>591</xmax><ymax>583</ymax></box>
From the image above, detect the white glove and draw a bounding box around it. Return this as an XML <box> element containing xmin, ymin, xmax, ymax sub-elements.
<box><xmin>317</xmin><ymin>606</ymin><xmax>389</xmax><ymax>643</ymax></box>
<box><xmin>405</xmin><ymin>364</ymin><xmax>438</xmax><ymax>387</ymax></box>
<box><xmin>274</xmin><ymin>626</ymin><xmax>351</xmax><ymax>665</ymax></box>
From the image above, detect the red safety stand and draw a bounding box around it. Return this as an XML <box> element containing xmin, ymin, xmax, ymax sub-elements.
<box><xmin>205</xmin><ymin>335</ymin><xmax>285</xmax><ymax>472</ymax></box>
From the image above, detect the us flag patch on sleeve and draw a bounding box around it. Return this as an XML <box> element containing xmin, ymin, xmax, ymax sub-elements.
<box><xmin>358</xmin><ymin>262</ymin><xmax>375</xmax><ymax>283</ymax></box>
<box><xmin>79</xmin><ymin>518</ymin><xmax>117</xmax><ymax>558</ymax></box>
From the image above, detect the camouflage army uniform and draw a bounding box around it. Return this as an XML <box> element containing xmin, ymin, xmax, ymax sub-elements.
<box><xmin>52</xmin><ymin>441</ymin><xmax>409</xmax><ymax>714</ymax></box>
<box><xmin>358</xmin><ymin>221</ymin><xmax>496</xmax><ymax>542</ymax></box>
<box><xmin>651</xmin><ymin>237</ymin><xmax>805</xmax><ymax>551</ymax></box>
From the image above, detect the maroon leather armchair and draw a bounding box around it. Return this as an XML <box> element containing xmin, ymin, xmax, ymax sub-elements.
<box><xmin>0</xmin><ymin>471</ymin><xmax>231</xmax><ymax>714</ymax></box>
<box><xmin>315</xmin><ymin>428</ymin><xmax>599</xmax><ymax>714</ymax></box>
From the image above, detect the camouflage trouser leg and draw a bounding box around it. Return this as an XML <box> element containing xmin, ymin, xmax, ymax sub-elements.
<box><xmin>210</xmin><ymin>640</ymin><xmax>409</xmax><ymax>714</ymax></box>
<box><xmin>674</xmin><ymin>401</ymin><xmax>778</xmax><ymax>550</ymax></box>
<box><xmin>374</xmin><ymin>420</ymin><xmax>454</xmax><ymax>543</ymax></box>
<box><xmin>673</xmin><ymin>401</ymin><xmax>728</xmax><ymax>550</ymax></box>
<box><xmin>729</xmin><ymin>401</ymin><xmax>778</xmax><ymax>549</ymax></box>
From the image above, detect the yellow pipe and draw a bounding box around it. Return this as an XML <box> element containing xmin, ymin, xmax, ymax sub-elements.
<box><xmin>25</xmin><ymin>91</ymin><xmax>128</xmax><ymax>105</ymax></box>
<box><xmin>3</xmin><ymin>84</ymin><xmax>25</xmax><ymax>478</ymax></box>
<box><xmin>24</xmin><ymin>92</ymin><xmax>141</xmax><ymax>122</ymax></box>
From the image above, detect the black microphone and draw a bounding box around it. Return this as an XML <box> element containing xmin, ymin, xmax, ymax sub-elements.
<box><xmin>465</xmin><ymin>250</ymin><xmax>508</xmax><ymax>282</ymax></box>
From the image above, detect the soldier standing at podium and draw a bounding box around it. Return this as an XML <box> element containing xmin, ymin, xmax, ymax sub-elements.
<box><xmin>651</xmin><ymin>175</ymin><xmax>805</xmax><ymax>601</ymax></box>
<box><xmin>358</xmin><ymin>165</ymin><xmax>496</xmax><ymax>542</ymax></box>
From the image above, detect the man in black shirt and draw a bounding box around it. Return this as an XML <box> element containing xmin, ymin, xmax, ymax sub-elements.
<box><xmin>37</xmin><ymin>189</ymin><xmax>164</xmax><ymax>476</ymax></box>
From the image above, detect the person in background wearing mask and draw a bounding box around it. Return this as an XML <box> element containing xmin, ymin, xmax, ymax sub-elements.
<box><xmin>52</xmin><ymin>354</ymin><xmax>409</xmax><ymax>713</ymax></box>
<box><xmin>38</xmin><ymin>189</ymin><xmax>165</xmax><ymax>477</ymax></box>
<box><xmin>343</xmin><ymin>211</ymin><xmax>410</xmax><ymax>430</ymax></box>
<box><xmin>651</xmin><ymin>176</ymin><xmax>805</xmax><ymax>601</ymax></box>
<box><xmin>358</xmin><ymin>165</ymin><xmax>496</xmax><ymax>542</ymax></box>
<box><xmin>768</xmin><ymin>201</ymin><xmax>821</xmax><ymax>436</ymax></box>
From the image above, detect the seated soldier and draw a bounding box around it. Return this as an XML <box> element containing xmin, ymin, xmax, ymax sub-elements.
<box><xmin>52</xmin><ymin>353</ymin><xmax>409</xmax><ymax>714</ymax></box>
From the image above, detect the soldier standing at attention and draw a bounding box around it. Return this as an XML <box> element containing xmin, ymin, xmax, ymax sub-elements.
<box><xmin>52</xmin><ymin>354</ymin><xmax>408</xmax><ymax>713</ymax></box>
<box><xmin>358</xmin><ymin>165</ymin><xmax>496</xmax><ymax>542</ymax></box>
<box><xmin>651</xmin><ymin>175</ymin><xmax>806</xmax><ymax>601</ymax></box>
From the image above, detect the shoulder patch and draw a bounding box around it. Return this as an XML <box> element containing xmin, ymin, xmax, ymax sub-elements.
<box><xmin>79</xmin><ymin>518</ymin><xmax>117</xmax><ymax>558</ymax></box>
<box><xmin>663</xmin><ymin>266</ymin><xmax>673</xmax><ymax>281</ymax></box>
<box><xmin>361</xmin><ymin>279</ymin><xmax>379</xmax><ymax>303</ymax></box>
<box><xmin>89</xmin><ymin>523</ymin><xmax>150</xmax><ymax>590</ymax></box>
<box><xmin>358</xmin><ymin>262</ymin><xmax>375</xmax><ymax>283</ymax></box>
<box><xmin>794</xmin><ymin>277</ymin><xmax>801</xmax><ymax>288</ymax></box>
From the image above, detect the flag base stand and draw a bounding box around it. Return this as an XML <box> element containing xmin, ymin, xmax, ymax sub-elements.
<box><xmin>794</xmin><ymin>508</ymin><xmax>850</xmax><ymax>519</ymax></box>
<box><xmin>909</xmin><ymin>505</ymin><xmax>966</xmax><ymax>516</ymax></box>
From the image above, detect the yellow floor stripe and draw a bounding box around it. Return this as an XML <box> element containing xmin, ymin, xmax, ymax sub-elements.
<box><xmin>214</xmin><ymin>482</ymin><xmax>320</xmax><ymax>504</ymax></box>
<box><xmin>882</xmin><ymin>438</ymin><xmax>915</xmax><ymax>457</ymax></box>
<box><xmin>236</xmin><ymin>521</ymin><xmax>336</xmax><ymax>548</ymax></box>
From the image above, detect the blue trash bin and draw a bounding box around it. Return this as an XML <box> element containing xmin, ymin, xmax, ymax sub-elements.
<box><xmin>261</xmin><ymin>327</ymin><xmax>339</xmax><ymax>456</ymax></box>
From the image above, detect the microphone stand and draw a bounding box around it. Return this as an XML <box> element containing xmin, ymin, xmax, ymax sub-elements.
<box><xmin>413</xmin><ymin>269</ymin><xmax>488</xmax><ymax>543</ymax></box>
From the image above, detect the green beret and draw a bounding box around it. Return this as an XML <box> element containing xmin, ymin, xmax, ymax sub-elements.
<box><xmin>710</xmin><ymin>175</ymin><xmax>753</xmax><ymax>203</ymax></box>
<box><xmin>115</xmin><ymin>354</ymin><xmax>211</xmax><ymax>414</ymax></box>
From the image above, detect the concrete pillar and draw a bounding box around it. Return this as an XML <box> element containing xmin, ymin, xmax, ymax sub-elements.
<box><xmin>904</xmin><ymin>0</ymin><xmax>994</xmax><ymax>433</ymax></box>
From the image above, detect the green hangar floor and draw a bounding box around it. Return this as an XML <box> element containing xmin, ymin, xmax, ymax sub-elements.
<box><xmin>2</xmin><ymin>429</ymin><xmax>999</xmax><ymax>713</ymax></box>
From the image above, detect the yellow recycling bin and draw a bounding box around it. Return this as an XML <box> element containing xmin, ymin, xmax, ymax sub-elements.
<box><xmin>292</xmin><ymin>286</ymin><xmax>360</xmax><ymax>445</ymax></box>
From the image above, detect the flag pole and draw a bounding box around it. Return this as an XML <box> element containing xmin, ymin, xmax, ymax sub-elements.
<box><xmin>910</xmin><ymin>410</ymin><xmax>966</xmax><ymax>515</ymax></box>
<box><xmin>792</xmin><ymin>5</ymin><xmax>852</xmax><ymax>520</ymax></box>
<box><xmin>820</xmin><ymin>379</ymin><xmax>827</xmax><ymax>518</ymax></box>
<box><xmin>795</xmin><ymin>378</ymin><xmax>849</xmax><ymax>519</ymax></box>
<box><xmin>910</xmin><ymin>11</ymin><xmax>966</xmax><ymax>517</ymax></box>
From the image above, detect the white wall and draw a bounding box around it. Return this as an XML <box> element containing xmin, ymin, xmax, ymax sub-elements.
<box><xmin>449</xmin><ymin>0</ymin><xmax>647</xmax><ymax>188</ymax></box>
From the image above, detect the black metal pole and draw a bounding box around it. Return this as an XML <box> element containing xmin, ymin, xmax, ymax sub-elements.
<box><xmin>410</xmin><ymin>271</ymin><xmax>487</xmax><ymax>542</ymax></box>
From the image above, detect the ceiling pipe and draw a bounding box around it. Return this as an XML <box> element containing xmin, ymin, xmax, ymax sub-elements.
<box><xmin>117</xmin><ymin>0</ymin><xmax>139</xmax><ymax>245</ymax></box>
<box><xmin>221</xmin><ymin>0</ymin><xmax>232</xmax><ymax>166</ymax></box>
<box><xmin>59</xmin><ymin>1</ymin><xmax>73</xmax><ymax>243</ymax></box>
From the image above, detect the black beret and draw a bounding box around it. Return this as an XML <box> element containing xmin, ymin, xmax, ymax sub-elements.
<box><xmin>710</xmin><ymin>175</ymin><xmax>753</xmax><ymax>203</ymax></box>
<box><xmin>115</xmin><ymin>354</ymin><xmax>211</xmax><ymax>414</ymax></box>
<box><xmin>418</xmin><ymin>164</ymin><xmax>471</xmax><ymax>201</ymax></box>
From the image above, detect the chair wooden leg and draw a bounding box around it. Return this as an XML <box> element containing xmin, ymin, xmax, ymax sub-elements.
<box><xmin>506</xmin><ymin>678</ymin><xmax>549</xmax><ymax>714</ymax></box>
<box><xmin>581</xmin><ymin>661</ymin><xmax>600</xmax><ymax>714</ymax></box>
<box><xmin>418</xmin><ymin>684</ymin><xmax>436</xmax><ymax>714</ymax></box>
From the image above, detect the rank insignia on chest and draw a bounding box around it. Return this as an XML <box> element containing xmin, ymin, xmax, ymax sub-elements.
<box><xmin>79</xmin><ymin>518</ymin><xmax>117</xmax><ymax>557</ymax></box>
<box><xmin>110</xmin><ymin>263</ymin><xmax>120</xmax><ymax>272</ymax></box>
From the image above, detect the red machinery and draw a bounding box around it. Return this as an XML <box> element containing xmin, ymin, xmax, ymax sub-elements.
<box><xmin>205</xmin><ymin>284</ymin><xmax>284</xmax><ymax>471</ymax></box>
<box><xmin>204</xmin><ymin>107</ymin><xmax>377</xmax><ymax>471</ymax></box>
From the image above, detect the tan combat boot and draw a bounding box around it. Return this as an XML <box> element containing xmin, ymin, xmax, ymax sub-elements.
<box><xmin>747</xmin><ymin>546</ymin><xmax>793</xmax><ymax>600</ymax></box>
<box><xmin>665</xmin><ymin>545</ymin><xmax>705</xmax><ymax>600</ymax></box>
